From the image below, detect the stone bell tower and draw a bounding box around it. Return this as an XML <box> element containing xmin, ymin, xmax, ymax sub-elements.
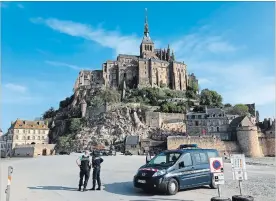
<box><xmin>140</xmin><ymin>8</ymin><xmax>155</xmax><ymax>59</ymax></box>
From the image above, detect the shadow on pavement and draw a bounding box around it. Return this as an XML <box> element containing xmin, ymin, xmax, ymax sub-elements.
<box><xmin>130</xmin><ymin>198</ymin><xmax>193</xmax><ymax>201</ymax></box>
<box><xmin>151</xmin><ymin>198</ymin><xmax>193</xmax><ymax>201</ymax></box>
<box><xmin>104</xmin><ymin>181</ymin><xmax>153</xmax><ymax>197</ymax></box>
<box><xmin>28</xmin><ymin>186</ymin><xmax>77</xmax><ymax>191</ymax></box>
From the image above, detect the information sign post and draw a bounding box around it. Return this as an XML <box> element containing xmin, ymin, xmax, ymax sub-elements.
<box><xmin>209</xmin><ymin>157</ymin><xmax>224</xmax><ymax>197</ymax></box>
<box><xmin>230</xmin><ymin>154</ymin><xmax>247</xmax><ymax>195</ymax></box>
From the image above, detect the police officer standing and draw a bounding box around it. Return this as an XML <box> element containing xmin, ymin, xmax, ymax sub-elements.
<box><xmin>90</xmin><ymin>151</ymin><xmax>104</xmax><ymax>190</ymax></box>
<box><xmin>76</xmin><ymin>150</ymin><xmax>91</xmax><ymax>191</ymax></box>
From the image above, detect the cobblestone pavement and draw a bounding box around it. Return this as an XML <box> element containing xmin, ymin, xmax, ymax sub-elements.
<box><xmin>0</xmin><ymin>154</ymin><xmax>275</xmax><ymax>201</ymax></box>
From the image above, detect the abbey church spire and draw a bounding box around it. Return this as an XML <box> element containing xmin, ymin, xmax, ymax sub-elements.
<box><xmin>140</xmin><ymin>8</ymin><xmax>154</xmax><ymax>58</ymax></box>
<box><xmin>144</xmin><ymin>8</ymin><xmax>149</xmax><ymax>37</ymax></box>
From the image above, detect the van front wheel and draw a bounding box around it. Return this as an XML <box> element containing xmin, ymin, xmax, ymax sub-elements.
<box><xmin>166</xmin><ymin>178</ymin><xmax>178</xmax><ymax>195</ymax></box>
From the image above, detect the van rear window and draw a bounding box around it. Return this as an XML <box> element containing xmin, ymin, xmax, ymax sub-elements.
<box><xmin>207</xmin><ymin>151</ymin><xmax>218</xmax><ymax>158</ymax></box>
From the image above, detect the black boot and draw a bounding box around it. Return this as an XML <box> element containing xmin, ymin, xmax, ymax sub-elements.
<box><xmin>89</xmin><ymin>187</ymin><xmax>95</xmax><ymax>191</ymax></box>
<box><xmin>83</xmin><ymin>187</ymin><xmax>88</xmax><ymax>192</ymax></box>
<box><xmin>96</xmin><ymin>186</ymin><xmax>101</xmax><ymax>190</ymax></box>
<box><xmin>78</xmin><ymin>186</ymin><xmax>82</xmax><ymax>191</ymax></box>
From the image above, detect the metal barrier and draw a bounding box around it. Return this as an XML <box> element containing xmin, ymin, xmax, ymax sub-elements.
<box><xmin>5</xmin><ymin>166</ymin><xmax>13</xmax><ymax>201</ymax></box>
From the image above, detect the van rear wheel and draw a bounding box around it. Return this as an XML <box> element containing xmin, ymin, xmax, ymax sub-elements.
<box><xmin>166</xmin><ymin>178</ymin><xmax>178</xmax><ymax>195</ymax></box>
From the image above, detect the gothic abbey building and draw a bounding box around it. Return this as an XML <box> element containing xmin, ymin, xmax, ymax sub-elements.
<box><xmin>73</xmin><ymin>11</ymin><xmax>197</xmax><ymax>94</ymax></box>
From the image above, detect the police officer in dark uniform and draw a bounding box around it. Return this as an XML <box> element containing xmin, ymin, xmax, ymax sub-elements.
<box><xmin>90</xmin><ymin>151</ymin><xmax>104</xmax><ymax>190</ymax></box>
<box><xmin>76</xmin><ymin>150</ymin><xmax>91</xmax><ymax>191</ymax></box>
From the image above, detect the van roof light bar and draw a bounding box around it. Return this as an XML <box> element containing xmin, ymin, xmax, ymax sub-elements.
<box><xmin>178</xmin><ymin>144</ymin><xmax>200</xmax><ymax>149</ymax></box>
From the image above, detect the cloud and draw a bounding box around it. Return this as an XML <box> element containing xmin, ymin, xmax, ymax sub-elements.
<box><xmin>207</xmin><ymin>41</ymin><xmax>237</xmax><ymax>53</ymax></box>
<box><xmin>4</xmin><ymin>83</ymin><xmax>27</xmax><ymax>93</ymax></box>
<box><xmin>36</xmin><ymin>49</ymin><xmax>49</xmax><ymax>55</ymax></box>
<box><xmin>17</xmin><ymin>3</ymin><xmax>24</xmax><ymax>9</ymax></box>
<box><xmin>31</xmin><ymin>17</ymin><xmax>141</xmax><ymax>56</ymax></box>
<box><xmin>169</xmin><ymin>25</ymin><xmax>274</xmax><ymax>108</ymax></box>
<box><xmin>198</xmin><ymin>78</ymin><xmax>212</xmax><ymax>85</ymax></box>
<box><xmin>45</xmin><ymin>60</ymin><xmax>90</xmax><ymax>70</ymax></box>
<box><xmin>171</xmin><ymin>34</ymin><xmax>239</xmax><ymax>62</ymax></box>
<box><xmin>189</xmin><ymin>59</ymin><xmax>275</xmax><ymax>106</ymax></box>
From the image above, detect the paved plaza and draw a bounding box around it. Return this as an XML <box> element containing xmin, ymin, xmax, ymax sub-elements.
<box><xmin>0</xmin><ymin>154</ymin><xmax>275</xmax><ymax>201</ymax></box>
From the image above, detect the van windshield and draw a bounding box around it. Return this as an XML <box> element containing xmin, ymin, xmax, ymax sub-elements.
<box><xmin>148</xmin><ymin>152</ymin><xmax>181</xmax><ymax>166</ymax></box>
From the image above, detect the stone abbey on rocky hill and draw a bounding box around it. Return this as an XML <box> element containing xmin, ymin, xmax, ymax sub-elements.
<box><xmin>74</xmin><ymin>10</ymin><xmax>198</xmax><ymax>93</ymax></box>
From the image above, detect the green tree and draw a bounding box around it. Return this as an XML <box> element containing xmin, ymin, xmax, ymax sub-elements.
<box><xmin>59</xmin><ymin>95</ymin><xmax>74</xmax><ymax>109</ymax></box>
<box><xmin>42</xmin><ymin>107</ymin><xmax>57</xmax><ymax>119</ymax></box>
<box><xmin>200</xmin><ymin>89</ymin><xmax>223</xmax><ymax>107</ymax></box>
<box><xmin>69</xmin><ymin>118</ymin><xmax>81</xmax><ymax>134</ymax></box>
<box><xmin>224</xmin><ymin>103</ymin><xmax>232</xmax><ymax>107</ymax></box>
<box><xmin>90</xmin><ymin>96</ymin><xmax>104</xmax><ymax>107</ymax></box>
<box><xmin>230</xmin><ymin>104</ymin><xmax>249</xmax><ymax>115</ymax></box>
<box><xmin>101</xmin><ymin>89</ymin><xmax>120</xmax><ymax>103</ymax></box>
<box><xmin>159</xmin><ymin>102</ymin><xmax>186</xmax><ymax>113</ymax></box>
<box><xmin>57</xmin><ymin>136</ymin><xmax>71</xmax><ymax>151</ymax></box>
<box><xmin>160</xmin><ymin>103</ymin><xmax>169</xmax><ymax>113</ymax></box>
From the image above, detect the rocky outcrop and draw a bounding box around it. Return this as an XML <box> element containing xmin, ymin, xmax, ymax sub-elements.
<box><xmin>73</xmin><ymin>105</ymin><xmax>157</xmax><ymax>149</ymax></box>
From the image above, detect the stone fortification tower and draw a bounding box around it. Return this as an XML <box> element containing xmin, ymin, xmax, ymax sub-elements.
<box><xmin>237</xmin><ymin>124</ymin><xmax>263</xmax><ymax>157</ymax></box>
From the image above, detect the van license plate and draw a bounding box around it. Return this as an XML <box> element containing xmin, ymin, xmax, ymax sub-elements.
<box><xmin>138</xmin><ymin>180</ymin><xmax>146</xmax><ymax>184</ymax></box>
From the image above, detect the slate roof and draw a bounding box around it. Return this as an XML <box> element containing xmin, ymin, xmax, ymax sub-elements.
<box><xmin>229</xmin><ymin>116</ymin><xmax>246</xmax><ymax>128</ymax></box>
<box><xmin>206</xmin><ymin>108</ymin><xmax>224</xmax><ymax>114</ymax></box>
<box><xmin>142</xmin><ymin>35</ymin><xmax>154</xmax><ymax>44</ymax></box>
<box><xmin>118</xmin><ymin>54</ymin><xmax>139</xmax><ymax>58</ymax></box>
<box><xmin>125</xmin><ymin>136</ymin><xmax>139</xmax><ymax>145</ymax></box>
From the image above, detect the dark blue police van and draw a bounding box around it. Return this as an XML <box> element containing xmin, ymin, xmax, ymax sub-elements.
<box><xmin>133</xmin><ymin>144</ymin><xmax>219</xmax><ymax>195</ymax></box>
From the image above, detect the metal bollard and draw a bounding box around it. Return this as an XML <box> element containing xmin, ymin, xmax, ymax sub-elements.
<box><xmin>5</xmin><ymin>166</ymin><xmax>13</xmax><ymax>201</ymax></box>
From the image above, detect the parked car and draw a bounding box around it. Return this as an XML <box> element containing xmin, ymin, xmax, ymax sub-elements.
<box><xmin>125</xmin><ymin>151</ymin><xmax>133</xmax><ymax>156</ymax></box>
<box><xmin>109</xmin><ymin>150</ymin><xmax>116</xmax><ymax>156</ymax></box>
<box><xmin>59</xmin><ymin>151</ymin><xmax>70</xmax><ymax>155</ymax></box>
<box><xmin>101</xmin><ymin>149</ymin><xmax>109</xmax><ymax>156</ymax></box>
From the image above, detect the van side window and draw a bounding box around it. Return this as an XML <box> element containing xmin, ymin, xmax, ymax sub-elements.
<box><xmin>183</xmin><ymin>153</ymin><xmax>192</xmax><ymax>166</ymax></box>
<box><xmin>194</xmin><ymin>152</ymin><xmax>208</xmax><ymax>164</ymax></box>
<box><xmin>199</xmin><ymin>153</ymin><xmax>208</xmax><ymax>163</ymax></box>
<box><xmin>194</xmin><ymin>153</ymin><xmax>201</xmax><ymax>164</ymax></box>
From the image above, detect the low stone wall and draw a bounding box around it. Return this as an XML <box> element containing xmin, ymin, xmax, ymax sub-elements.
<box><xmin>145</xmin><ymin>111</ymin><xmax>186</xmax><ymax>129</ymax></box>
<box><xmin>167</xmin><ymin>136</ymin><xmax>240</xmax><ymax>156</ymax></box>
<box><xmin>259</xmin><ymin>137</ymin><xmax>275</xmax><ymax>156</ymax></box>
<box><xmin>13</xmin><ymin>144</ymin><xmax>56</xmax><ymax>157</ymax></box>
<box><xmin>106</xmin><ymin>103</ymin><xmax>141</xmax><ymax>111</ymax></box>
